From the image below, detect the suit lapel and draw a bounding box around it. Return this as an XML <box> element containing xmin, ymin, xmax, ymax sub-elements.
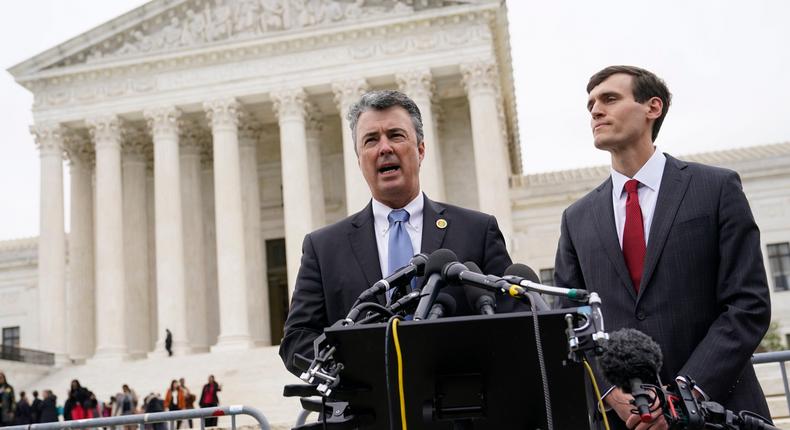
<box><xmin>591</xmin><ymin>178</ymin><xmax>637</xmax><ymax>301</ymax></box>
<box><xmin>638</xmin><ymin>155</ymin><xmax>691</xmax><ymax>299</ymax></box>
<box><xmin>420</xmin><ymin>195</ymin><xmax>448</xmax><ymax>254</ymax></box>
<box><xmin>348</xmin><ymin>201</ymin><xmax>383</xmax><ymax>293</ymax></box>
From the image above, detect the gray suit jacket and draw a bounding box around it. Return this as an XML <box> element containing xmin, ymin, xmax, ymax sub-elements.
<box><xmin>555</xmin><ymin>154</ymin><xmax>771</xmax><ymax>417</ymax></box>
<box><xmin>279</xmin><ymin>194</ymin><xmax>517</xmax><ymax>376</ymax></box>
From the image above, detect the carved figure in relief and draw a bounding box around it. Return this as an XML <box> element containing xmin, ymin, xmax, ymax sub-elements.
<box><xmin>235</xmin><ymin>0</ymin><xmax>262</xmax><ymax>35</ymax></box>
<box><xmin>182</xmin><ymin>9</ymin><xmax>208</xmax><ymax>45</ymax></box>
<box><xmin>260</xmin><ymin>0</ymin><xmax>285</xmax><ymax>31</ymax></box>
<box><xmin>208</xmin><ymin>0</ymin><xmax>234</xmax><ymax>41</ymax></box>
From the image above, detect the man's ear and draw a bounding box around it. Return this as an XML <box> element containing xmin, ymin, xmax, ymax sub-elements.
<box><xmin>418</xmin><ymin>141</ymin><xmax>425</xmax><ymax>165</ymax></box>
<box><xmin>646</xmin><ymin>96</ymin><xmax>663</xmax><ymax>120</ymax></box>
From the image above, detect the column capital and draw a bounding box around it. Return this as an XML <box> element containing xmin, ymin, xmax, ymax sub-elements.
<box><xmin>122</xmin><ymin>124</ymin><xmax>151</xmax><ymax>159</ymax></box>
<box><xmin>30</xmin><ymin>123</ymin><xmax>65</xmax><ymax>156</ymax></box>
<box><xmin>332</xmin><ymin>78</ymin><xmax>369</xmax><ymax>114</ymax></box>
<box><xmin>87</xmin><ymin>115</ymin><xmax>123</xmax><ymax>151</ymax></box>
<box><xmin>460</xmin><ymin>60</ymin><xmax>499</xmax><ymax>95</ymax></box>
<box><xmin>204</xmin><ymin>98</ymin><xmax>242</xmax><ymax>130</ymax></box>
<box><xmin>144</xmin><ymin>106</ymin><xmax>182</xmax><ymax>139</ymax></box>
<box><xmin>63</xmin><ymin>130</ymin><xmax>94</xmax><ymax>166</ymax></box>
<box><xmin>271</xmin><ymin>88</ymin><xmax>307</xmax><ymax>121</ymax></box>
<box><xmin>396</xmin><ymin>69</ymin><xmax>434</xmax><ymax>101</ymax></box>
<box><xmin>305</xmin><ymin>102</ymin><xmax>323</xmax><ymax>136</ymax></box>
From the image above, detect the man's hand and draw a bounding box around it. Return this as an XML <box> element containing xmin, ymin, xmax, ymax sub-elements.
<box><xmin>605</xmin><ymin>387</ymin><xmax>668</xmax><ymax>430</ymax></box>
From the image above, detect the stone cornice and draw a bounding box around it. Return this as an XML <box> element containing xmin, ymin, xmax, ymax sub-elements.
<box><xmin>511</xmin><ymin>142</ymin><xmax>790</xmax><ymax>189</ymax></box>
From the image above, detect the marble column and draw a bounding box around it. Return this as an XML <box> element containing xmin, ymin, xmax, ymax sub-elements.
<box><xmin>144</xmin><ymin>107</ymin><xmax>191</xmax><ymax>356</ymax></box>
<box><xmin>87</xmin><ymin>115</ymin><xmax>128</xmax><ymax>360</ymax></box>
<box><xmin>305</xmin><ymin>103</ymin><xmax>327</xmax><ymax>228</ymax></box>
<box><xmin>332</xmin><ymin>79</ymin><xmax>370</xmax><ymax>214</ymax></box>
<box><xmin>121</xmin><ymin>126</ymin><xmax>152</xmax><ymax>358</ymax></box>
<box><xmin>461</xmin><ymin>61</ymin><xmax>514</xmax><ymax>242</ymax></box>
<box><xmin>238</xmin><ymin>119</ymin><xmax>270</xmax><ymax>345</ymax></box>
<box><xmin>396</xmin><ymin>69</ymin><xmax>446</xmax><ymax>201</ymax></box>
<box><xmin>179</xmin><ymin>124</ymin><xmax>210</xmax><ymax>352</ymax></box>
<box><xmin>62</xmin><ymin>132</ymin><xmax>95</xmax><ymax>362</ymax></box>
<box><xmin>31</xmin><ymin>124</ymin><xmax>68</xmax><ymax>364</ymax></box>
<box><xmin>145</xmin><ymin>152</ymin><xmax>158</xmax><ymax>352</ymax></box>
<box><xmin>200</xmin><ymin>143</ymin><xmax>220</xmax><ymax>346</ymax></box>
<box><xmin>204</xmin><ymin>98</ymin><xmax>253</xmax><ymax>350</ymax></box>
<box><xmin>272</xmin><ymin>88</ymin><xmax>314</xmax><ymax>299</ymax></box>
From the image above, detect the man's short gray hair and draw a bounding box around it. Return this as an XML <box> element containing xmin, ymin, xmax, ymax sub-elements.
<box><xmin>347</xmin><ymin>90</ymin><xmax>424</xmax><ymax>154</ymax></box>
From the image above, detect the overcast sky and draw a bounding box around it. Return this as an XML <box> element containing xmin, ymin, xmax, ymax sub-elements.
<box><xmin>2</xmin><ymin>0</ymin><xmax>790</xmax><ymax>240</ymax></box>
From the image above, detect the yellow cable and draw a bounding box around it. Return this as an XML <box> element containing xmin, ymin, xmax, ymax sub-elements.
<box><xmin>583</xmin><ymin>357</ymin><xmax>611</xmax><ymax>430</ymax></box>
<box><xmin>392</xmin><ymin>318</ymin><xmax>408</xmax><ymax>430</ymax></box>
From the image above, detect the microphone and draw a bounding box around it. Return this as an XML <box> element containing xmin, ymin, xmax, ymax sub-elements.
<box><xmin>427</xmin><ymin>292</ymin><xmax>457</xmax><ymax>320</ymax></box>
<box><xmin>351</xmin><ymin>253</ymin><xmax>429</xmax><ymax>307</ymax></box>
<box><xmin>460</xmin><ymin>262</ymin><xmax>496</xmax><ymax>315</ymax></box>
<box><xmin>503</xmin><ymin>263</ymin><xmax>589</xmax><ymax>302</ymax></box>
<box><xmin>599</xmin><ymin>328</ymin><xmax>664</xmax><ymax>424</ymax></box>
<box><xmin>441</xmin><ymin>261</ymin><xmax>511</xmax><ymax>295</ymax></box>
<box><xmin>413</xmin><ymin>249</ymin><xmax>458</xmax><ymax>320</ymax></box>
<box><xmin>356</xmin><ymin>290</ymin><xmax>422</xmax><ymax>325</ymax></box>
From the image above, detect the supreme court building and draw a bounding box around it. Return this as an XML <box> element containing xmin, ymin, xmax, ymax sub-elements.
<box><xmin>5</xmin><ymin>0</ymin><xmax>790</xmax><ymax>370</ymax></box>
<box><xmin>7</xmin><ymin>0</ymin><xmax>522</xmax><ymax>363</ymax></box>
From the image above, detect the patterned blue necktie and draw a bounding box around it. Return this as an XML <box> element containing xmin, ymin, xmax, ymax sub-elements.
<box><xmin>387</xmin><ymin>209</ymin><xmax>414</xmax><ymax>300</ymax></box>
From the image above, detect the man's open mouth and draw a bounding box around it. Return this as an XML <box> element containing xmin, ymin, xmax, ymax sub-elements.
<box><xmin>378</xmin><ymin>165</ymin><xmax>401</xmax><ymax>174</ymax></box>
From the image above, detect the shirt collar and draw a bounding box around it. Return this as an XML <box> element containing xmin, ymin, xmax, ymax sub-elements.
<box><xmin>611</xmin><ymin>148</ymin><xmax>666</xmax><ymax>198</ymax></box>
<box><xmin>372</xmin><ymin>192</ymin><xmax>424</xmax><ymax>235</ymax></box>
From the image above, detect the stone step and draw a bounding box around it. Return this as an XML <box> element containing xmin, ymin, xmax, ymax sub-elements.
<box><xmin>769</xmin><ymin>394</ymin><xmax>790</xmax><ymax>419</ymax></box>
<box><xmin>19</xmin><ymin>346</ymin><xmax>304</xmax><ymax>429</ymax></box>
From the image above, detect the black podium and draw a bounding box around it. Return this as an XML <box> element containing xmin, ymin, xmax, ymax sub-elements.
<box><xmin>320</xmin><ymin>309</ymin><xmax>592</xmax><ymax>429</ymax></box>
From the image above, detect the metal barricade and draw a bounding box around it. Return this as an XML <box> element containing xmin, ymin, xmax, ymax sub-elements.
<box><xmin>4</xmin><ymin>405</ymin><xmax>270</xmax><ymax>430</ymax></box>
<box><xmin>753</xmin><ymin>350</ymin><xmax>790</xmax><ymax>419</ymax></box>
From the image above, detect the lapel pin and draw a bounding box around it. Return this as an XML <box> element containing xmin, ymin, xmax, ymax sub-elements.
<box><xmin>436</xmin><ymin>219</ymin><xmax>448</xmax><ymax>229</ymax></box>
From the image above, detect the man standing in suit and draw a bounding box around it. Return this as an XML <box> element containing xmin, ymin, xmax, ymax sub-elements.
<box><xmin>279</xmin><ymin>90</ymin><xmax>516</xmax><ymax>376</ymax></box>
<box><xmin>554</xmin><ymin>65</ymin><xmax>771</xmax><ymax>429</ymax></box>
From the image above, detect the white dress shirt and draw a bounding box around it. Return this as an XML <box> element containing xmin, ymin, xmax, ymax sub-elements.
<box><xmin>611</xmin><ymin>149</ymin><xmax>666</xmax><ymax>248</ymax></box>
<box><xmin>371</xmin><ymin>192</ymin><xmax>424</xmax><ymax>277</ymax></box>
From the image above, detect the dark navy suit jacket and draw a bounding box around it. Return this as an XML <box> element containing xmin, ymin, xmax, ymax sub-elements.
<box><xmin>555</xmin><ymin>154</ymin><xmax>771</xmax><ymax>421</ymax></box>
<box><xmin>279</xmin><ymin>194</ymin><xmax>517</xmax><ymax>376</ymax></box>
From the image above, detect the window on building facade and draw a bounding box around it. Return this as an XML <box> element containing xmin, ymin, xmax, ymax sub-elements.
<box><xmin>767</xmin><ymin>242</ymin><xmax>790</xmax><ymax>292</ymax></box>
<box><xmin>2</xmin><ymin>326</ymin><xmax>19</xmax><ymax>348</ymax></box>
<box><xmin>539</xmin><ymin>268</ymin><xmax>555</xmax><ymax>286</ymax></box>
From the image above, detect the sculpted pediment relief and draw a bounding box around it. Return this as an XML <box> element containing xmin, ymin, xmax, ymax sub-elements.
<box><xmin>51</xmin><ymin>0</ymin><xmax>479</xmax><ymax>69</ymax></box>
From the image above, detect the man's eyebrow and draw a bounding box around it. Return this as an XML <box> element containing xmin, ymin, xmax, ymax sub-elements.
<box><xmin>587</xmin><ymin>91</ymin><xmax>620</xmax><ymax>110</ymax></box>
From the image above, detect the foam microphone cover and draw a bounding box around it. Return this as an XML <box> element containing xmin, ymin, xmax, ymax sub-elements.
<box><xmin>462</xmin><ymin>261</ymin><xmax>496</xmax><ymax>308</ymax></box>
<box><xmin>504</xmin><ymin>263</ymin><xmax>540</xmax><ymax>283</ymax></box>
<box><xmin>599</xmin><ymin>328</ymin><xmax>663</xmax><ymax>391</ymax></box>
<box><xmin>421</xmin><ymin>249</ymin><xmax>459</xmax><ymax>287</ymax></box>
<box><xmin>432</xmin><ymin>292</ymin><xmax>457</xmax><ymax>317</ymax></box>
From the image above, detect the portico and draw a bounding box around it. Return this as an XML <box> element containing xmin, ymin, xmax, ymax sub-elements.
<box><xmin>10</xmin><ymin>0</ymin><xmax>521</xmax><ymax>360</ymax></box>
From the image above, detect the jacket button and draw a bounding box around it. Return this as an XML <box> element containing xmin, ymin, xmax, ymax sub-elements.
<box><xmin>636</xmin><ymin>311</ymin><xmax>646</xmax><ymax>320</ymax></box>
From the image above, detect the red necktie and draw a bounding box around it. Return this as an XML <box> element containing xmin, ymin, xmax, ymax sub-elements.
<box><xmin>622</xmin><ymin>179</ymin><xmax>646</xmax><ymax>293</ymax></box>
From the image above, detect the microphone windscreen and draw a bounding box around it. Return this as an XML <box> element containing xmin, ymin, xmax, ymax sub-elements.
<box><xmin>424</xmin><ymin>249</ymin><xmax>459</xmax><ymax>278</ymax></box>
<box><xmin>433</xmin><ymin>292</ymin><xmax>457</xmax><ymax>317</ymax></box>
<box><xmin>410</xmin><ymin>253</ymin><xmax>429</xmax><ymax>276</ymax></box>
<box><xmin>461</xmin><ymin>261</ymin><xmax>495</xmax><ymax>308</ymax></box>
<box><xmin>504</xmin><ymin>263</ymin><xmax>540</xmax><ymax>283</ymax></box>
<box><xmin>599</xmin><ymin>328</ymin><xmax>663</xmax><ymax>391</ymax></box>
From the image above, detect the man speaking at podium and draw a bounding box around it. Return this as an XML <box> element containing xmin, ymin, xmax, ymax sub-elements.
<box><xmin>554</xmin><ymin>66</ymin><xmax>771</xmax><ymax>428</ymax></box>
<box><xmin>279</xmin><ymin>90</ymin><xmax>518</xmax><ymax>376</ymax></box>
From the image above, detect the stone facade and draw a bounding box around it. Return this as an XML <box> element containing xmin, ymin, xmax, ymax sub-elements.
<box><xmin>6</xmin><ymin>0</ymin><xmax>521</xmax><ymax>361</ymax></box>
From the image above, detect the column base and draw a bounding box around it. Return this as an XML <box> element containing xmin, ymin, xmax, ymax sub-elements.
<box><xmin>53</xmin><ymin>353</ymin><xmax>71</xmax><ymax>367</ymax></box>
<box><xmin>211</xmin><ymin>334</ymin><xmax>254</xmax><ymax>352</ymax></box>
<box><xmin>147</xmin><ymin>340</ymin><xmax>196</xmax><ymax>358</ymax></box>
<box><xmin>89</xmin><ymin>346</ymin><xmax>131</xmax><ymax>363</ymax></box>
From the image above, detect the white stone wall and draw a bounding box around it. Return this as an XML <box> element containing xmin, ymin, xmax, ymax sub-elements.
<box><xmin>0</xmin><ymin>239</ymin><xmax>41</xmax><ymax>349</ymax></box>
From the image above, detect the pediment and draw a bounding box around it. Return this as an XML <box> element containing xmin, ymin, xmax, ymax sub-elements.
<box><xmin>10</xmin><ymin>0</ymin><xmax>484</xmax><ymax>78</ymax></box>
